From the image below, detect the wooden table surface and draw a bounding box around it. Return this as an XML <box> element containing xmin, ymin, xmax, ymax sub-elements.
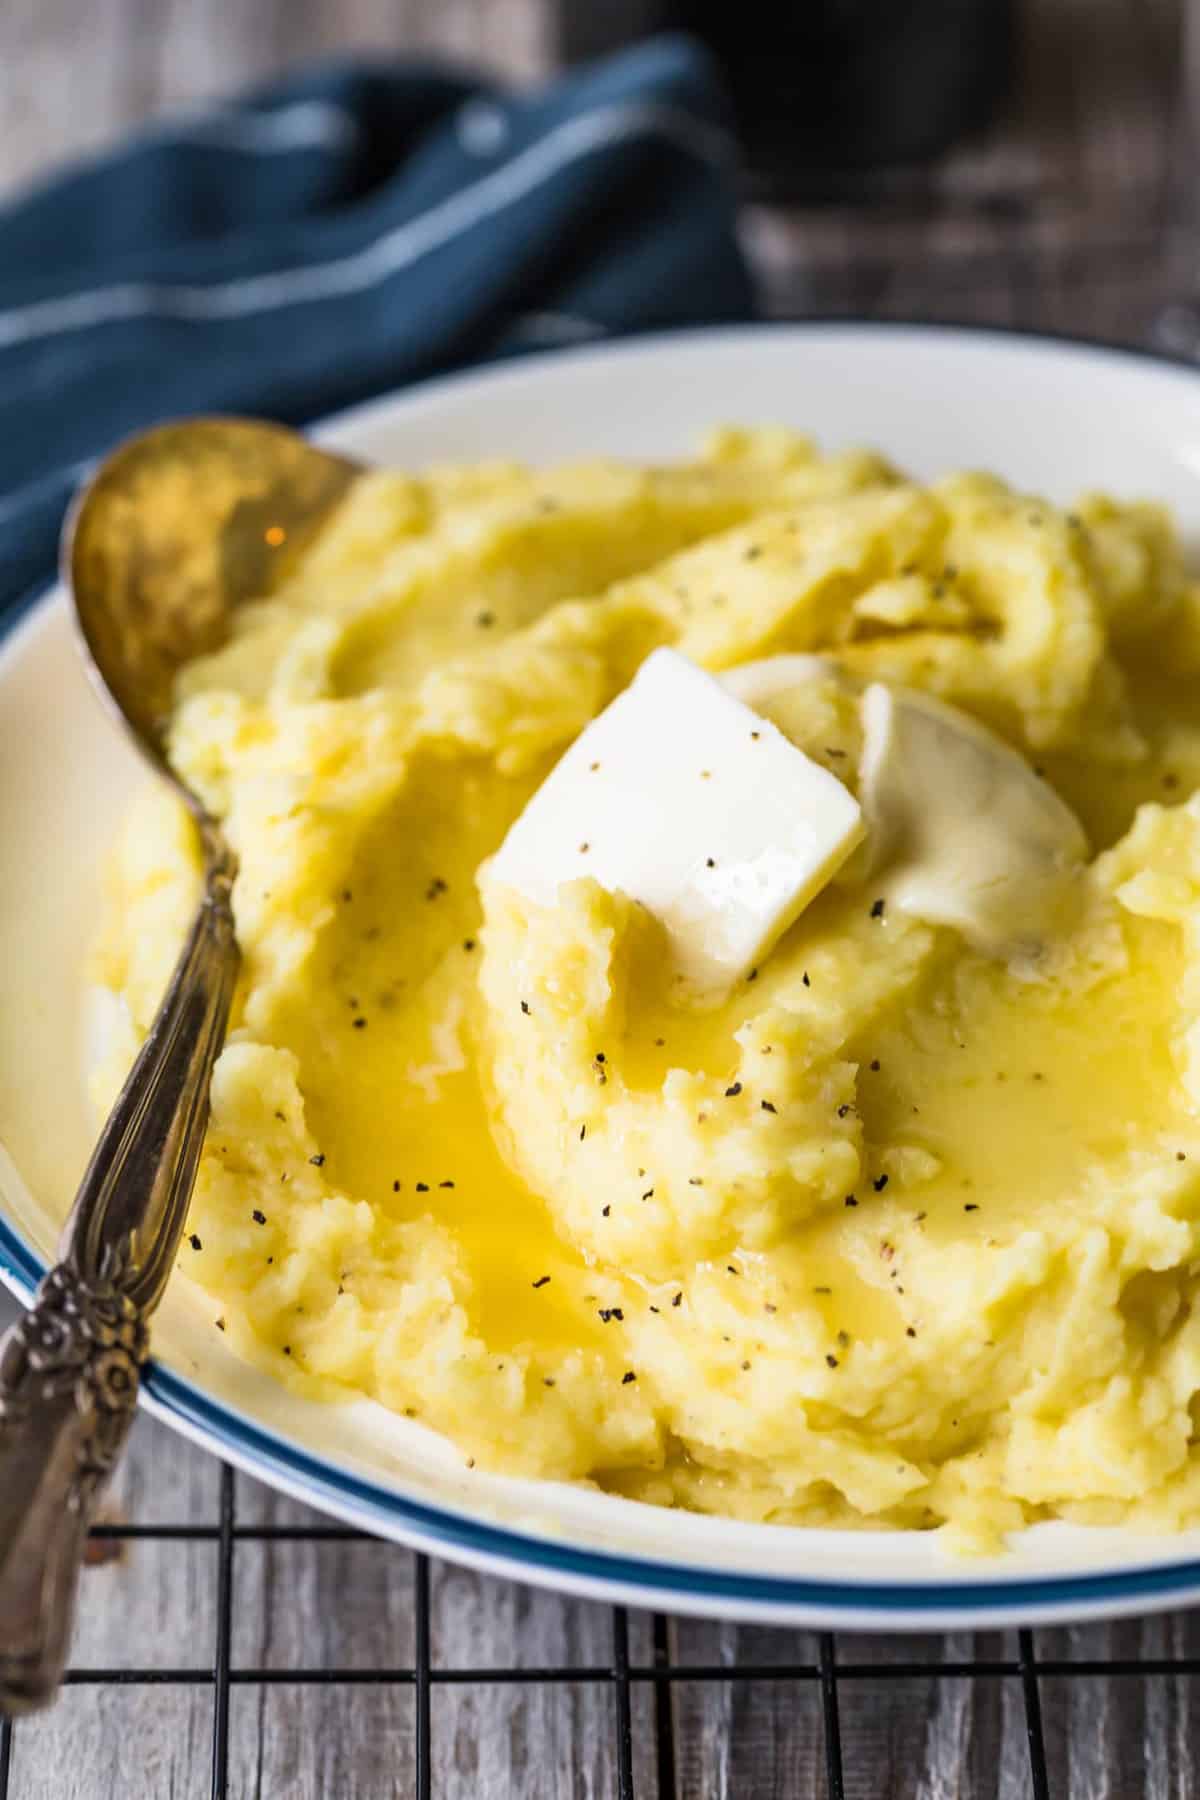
<box><xmin>1</xmin><ymin>2</ymin><xmax>1198</xmax><ymax>1794</ymax></box>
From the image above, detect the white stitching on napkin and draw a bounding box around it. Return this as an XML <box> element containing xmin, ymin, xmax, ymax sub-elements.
<box><xmin>0</xmin><ymin>100</ymin><xmax>735</xmax><ymax>352</ymax></box>
<box><xmin>456</xmin><ymin>99</ymin><xmax>510</xmax><ymax>157</ymax></box>
<box><xmin>160</xmin><ymin>100</ymin><xmax>363</xmax><ymax>154</ymax></box>
<box><xmin>0</xmin><ymin>101</ymin><xmax>362</xmax><ymax>233</ymax></box>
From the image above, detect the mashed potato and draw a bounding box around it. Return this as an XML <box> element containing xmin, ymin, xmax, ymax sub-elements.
<box><xmin>92</xmin><ymin>427</ymin><xmax>1200</xmax><ymax>1549</ymax></box>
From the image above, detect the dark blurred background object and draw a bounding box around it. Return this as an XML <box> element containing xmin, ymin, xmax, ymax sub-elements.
<box><xmin>556</xmin><ymin>0</ymin><xmax>1016</xmax><ymax>196</ymax></box>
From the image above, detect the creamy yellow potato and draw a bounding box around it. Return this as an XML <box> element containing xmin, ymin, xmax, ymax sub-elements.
<box><xmin>92</xmin><ymin>427</ymin><xmax>1200</xmax><ymax>1549</ymax></box>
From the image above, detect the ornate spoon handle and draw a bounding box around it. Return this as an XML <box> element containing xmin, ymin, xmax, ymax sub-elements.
<box><xmin>0</xmin><ymin>838</ymin><xmax>238</xmax><ymax>1715</ymax></box>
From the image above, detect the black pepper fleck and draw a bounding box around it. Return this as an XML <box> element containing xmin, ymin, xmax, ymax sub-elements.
<box><xmin>621</xmin><ymin>1370</ymin><xmax>637</xmax><ymax>1384</ymax></box>
<box><xmin>825</xmin><ymin>1354</ymin><xmax>839</xmax><ymax>1368</ymax></box>
<box><xmin>309</xmin><ymin>1154</ymin><xmax>325</xmax><ymax>1167</ymax></box>
<box><xmin>725</xmin><ymin>1082</ymin><xmax>743</xmax><ymax>1098</ymax></box>
<box><xmin>252</xmin><ymin>1210</ymin><xmax>266</xmax><ymax>1225</ymax></box>
<box><xmin>416</xmin><ymin>1182</ymin><xmax>429</xmax><ymax>1193</ymax></box>
<box><xmin>189</xmin><ymin>1234</ymin><xmax>202</xmax><ymax>1252</ymax></box>
<box><xmin>532</xmin><ymin>1275</ymin><xmax>551</xmax><ymax>1289</ymax></box>
<box><xmin>520</xmin><ymin>1000</ymin><xmax>530</xmax><ymax>1015</ymax></box>
<box><xmin>761</xmin><ymin>1100</ymin><xmax>777</xmax><ymax>1114</ymax></box>
<box><xmin>870</xmin><ymin>898</ymin><xmax>886</xmax><ymax>919</ymax></box>
<box><xmin>873</xmin><ymin>1174</ymin><xmax>889</xmax><ymax>1192</ymax></box>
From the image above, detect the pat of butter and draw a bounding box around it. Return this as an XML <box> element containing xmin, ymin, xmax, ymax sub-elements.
<box><xmin>487</xmin><ymin>647</ymin><xmax>864</xmax><ymax>988</ymax></box>
<box><xmin>858</xmin><ymin>682</ymin><xmax>1088</xmax><ymax>956</ymax></box>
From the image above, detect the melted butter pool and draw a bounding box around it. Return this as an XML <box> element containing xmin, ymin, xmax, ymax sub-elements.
<box><xmin>848</xmin><ymin>909</ymin><xmax>1188</xmax><ymax>1237</ymax></box>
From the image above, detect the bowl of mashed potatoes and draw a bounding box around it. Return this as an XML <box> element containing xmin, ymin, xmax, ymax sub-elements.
<box><xmin>7</xmin><ymin>324</ymin><xmax>1200</xmax><ymax>1627</ymax></box>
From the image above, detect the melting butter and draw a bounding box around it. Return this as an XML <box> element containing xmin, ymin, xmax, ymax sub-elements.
<box><xmin>858</xmin><ymin>683</ymin><xmax>1088</xmax><ymax>958</ymax></box>
<box><xmin>725</xmin><ymin>656</ymin><xmax>1089</xmax><ymax>961</ymax></box>
<box><xmin>488</xmin><ymin>648</ymin><xmax>864</xmax><ymax>990</ymax></box>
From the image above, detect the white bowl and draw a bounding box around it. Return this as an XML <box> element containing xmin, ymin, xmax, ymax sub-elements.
<box><xmin>5</xmin><ymin>322</ymin><xmax>1200</xmax><ymax>1630</ymax></box>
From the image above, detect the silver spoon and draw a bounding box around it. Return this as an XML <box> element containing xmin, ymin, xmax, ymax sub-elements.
<box><xmin>0</xmin><ymin>418</ymin><xmax>359</xmax><ymax>1715</ymax></box>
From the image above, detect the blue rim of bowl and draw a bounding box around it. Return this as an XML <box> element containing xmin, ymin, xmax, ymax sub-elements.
<box><xmin>6</xmin><ymin>317</ymin><xmax>1200</xmax><ymax>1619</ymax></box>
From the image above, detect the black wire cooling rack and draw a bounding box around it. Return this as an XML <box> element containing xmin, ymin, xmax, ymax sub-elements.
<box><xmin>0</xmin><ymin>1460</ymin><xmax>1095</xmax><ymax>1800</ymax></box>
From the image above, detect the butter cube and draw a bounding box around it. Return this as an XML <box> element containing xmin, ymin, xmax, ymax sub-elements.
<box><xmin>487</xmin><ymin>648</ymin><xmax>864</xmax><ymax>989</ymax></box>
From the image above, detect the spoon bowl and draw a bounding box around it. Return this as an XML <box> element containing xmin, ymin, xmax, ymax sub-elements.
<box><xmin>66</xmin><ymin>417</ymin><xmax>359</xmax><ymax>788</ymax></box>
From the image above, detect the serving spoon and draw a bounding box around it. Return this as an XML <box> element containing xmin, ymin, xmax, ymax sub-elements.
<box><xmin>0</xmin><ymin>418</ymin><xmax>360</xmax><ymax>1716</ymax></box>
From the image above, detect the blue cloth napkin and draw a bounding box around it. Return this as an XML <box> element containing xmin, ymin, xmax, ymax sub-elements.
<box><xmin>0</xmin><ymin>35</ymin><xmax>756</xmax><ymax>622</ymax></box>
